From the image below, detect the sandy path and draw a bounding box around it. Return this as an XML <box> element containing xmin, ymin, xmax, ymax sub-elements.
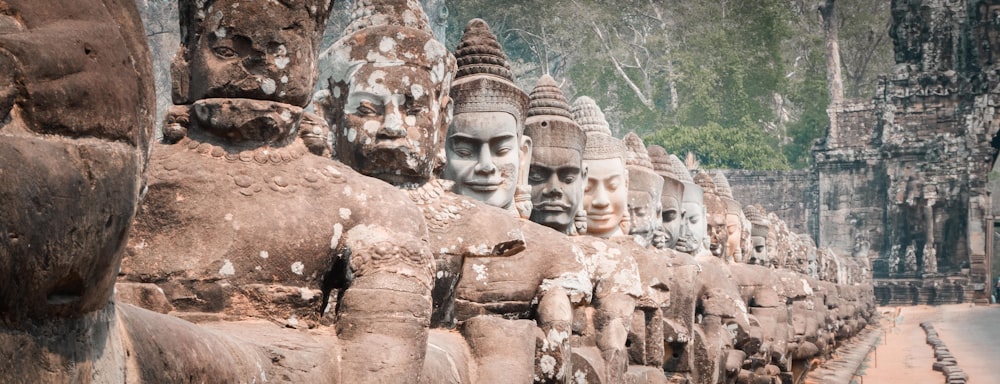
<box><xmin>858</xmin><ymin>304</ymin><xmax>1000</xmax><ymax>384</ymax></box>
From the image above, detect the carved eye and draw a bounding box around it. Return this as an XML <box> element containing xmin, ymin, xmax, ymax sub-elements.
<box><xmin>406</xmin><ymin>106</ymin><xmax>425</xmax><ymax>116</ymax></box>
<box><xmin>560</xmin><ymin>174</ymin><xmax>576</xmax><ymax>184</ymax></box>
<box><xmin>356</xmin><ymin>102</ymin><xmax>378</xmax><ymax>116</ymax></box>
<box><xmin>212</xmin><ymin>46</ymin><xmax>237</xmax><ymax>59</ymax></box>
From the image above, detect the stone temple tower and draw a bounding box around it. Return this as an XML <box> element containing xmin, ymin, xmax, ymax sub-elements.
<box><xmin>813</xmin><ymin>0</ymin><xmax>1000</xmax><ymax>304</ymax></box>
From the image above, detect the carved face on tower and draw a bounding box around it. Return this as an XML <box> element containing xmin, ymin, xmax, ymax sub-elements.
<box><xmin>175</xmin><ymin>0</ymin><xmax>329</xmax><ymax>107</ymax></box>
<box><xmin>0</xmin><ymin>1</ymin><xmax>154</xmax><ymax>320</ymax></box>
<box><xmin>573</xmin><ymin>97</ymin><xmax>628</xmax><ymax>238</ymax></box>
<box><xmin>443</xmin><ymin>19</ymin><xmax>530</xmax><ymax>209</ymax></box>
<box><xmin>524</xmin><ymin>75</ymin><xmax>588</xmax><ymax>234</ymax></box>
<box><xmin>317</xmin><ymin>5</ymin><xmax>456</xmax><ymax>187</ymax></box>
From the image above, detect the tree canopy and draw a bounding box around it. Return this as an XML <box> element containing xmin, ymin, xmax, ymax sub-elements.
<box><xmin>443</xmin><ymin>0</ymin><xmax>892</xmax><ymax>170</ymax></box>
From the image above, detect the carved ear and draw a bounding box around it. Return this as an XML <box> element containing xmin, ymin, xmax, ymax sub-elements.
<box><xmin>440</xmin><ymin>94</ymin><xmax>453</xmax><ymax>127</ymax></box>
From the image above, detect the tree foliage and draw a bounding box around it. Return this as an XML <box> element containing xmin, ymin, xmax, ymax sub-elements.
<box><xmin>381</xmin><ymin>0</ymin><xmax>893</xmax><ymax>169</ymax></box>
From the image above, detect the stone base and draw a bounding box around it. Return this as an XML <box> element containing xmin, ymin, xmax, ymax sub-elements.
<box><xmin>873</xmin><ymin>276</ymin><xmax>975</xmax><ymax>305</ymax></box>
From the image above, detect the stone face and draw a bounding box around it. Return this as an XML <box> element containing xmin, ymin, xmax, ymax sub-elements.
<box><xmin>0</xmin><ymin>0</ymin><xmax>154</xmax><ymax>322</ymax></box>
<box><xmin>444</xmin><ymin>18</ymin><xmax>531</xmax><ymax>215</ymax></box>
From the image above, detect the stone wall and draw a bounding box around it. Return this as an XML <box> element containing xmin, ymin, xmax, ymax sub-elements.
<box><xmin>722</xmin><ymin>170</ymin><xmax>817</xmax><ymax>236</ymax></box>
<box><xmin>811</xmin><ymin>0</ymin><xmax>1000</xmax><ymax>304</ymax></box>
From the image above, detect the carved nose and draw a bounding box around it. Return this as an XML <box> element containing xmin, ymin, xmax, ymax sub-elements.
<box><xmin>474</xmin><ymin>146</ymin><xmax>495</xmax><ymax>174</ymax></box>
<box><xmin>378</xmin><ymin>109</ymin><xmax>406</xmax><ymax>139</ymax></box>
<box><xmin>591</xmin><ymin>190</ymin><xmax>610</xmax><ymax>208</ymax></box>
<box><xmin>542</xmin><ymin>185</ymin><xmax>563</xmax><ymax>198</ymax></box>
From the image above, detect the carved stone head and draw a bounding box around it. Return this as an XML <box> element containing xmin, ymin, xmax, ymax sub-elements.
<box><xmin>0</xmin><ymin>1</ymin><xmax>154</xmax><ymax>320</ymax></box>
<box><xmin>572</xmin><ymin>96</ymin><xmax>628</xmax><ymax>238</ymax></box>
<box><xmin>623</xmin><ymin>132</ymin><xmax>662</xmax><ymax>246</ymax></box>
<box><xmin>317</xmin><ymin>0</ymin><xmax>456</xmax><ymax>187</ymax></box>
<box><xmin>696</xmin><ymin>172</ymin><xmax>728</xmax><ymax>258</ymax></box>
<box><xmin>712</xmin><ymin>171</ymin><xmax>747</xmax><ymax>262</ymax></box>
<box><xmin>173</xmin><ymin>0</ymin><xmax>332</xmax><ymax>106</ymax></box>
<box><xmin>648</xmin><ymin>145</ymin><xmax>685</xmax><ymax>249</ymax></box>
<box><xmin>524</xmin><ymin>75</ymin><xmax>587</xmax><ymax>235</ymax></box>
<box><xmin>743</xmin><ymin>205</ymin><xmax>770</xmax><ymax>265</ymax></box>
<box><xmin>664</xmin><ymin>154</ymin><xmax>705</xmax><ymax>254</ymax></box>
<box><xmin>443</xmin><ymin>18</ymin><xmax>530</xmax><ymax>210</ymax></box>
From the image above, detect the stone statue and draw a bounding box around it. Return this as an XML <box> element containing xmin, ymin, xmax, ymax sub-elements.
<box><xmin>1</xmin><ymin>2</ymin><xmax>343</xmax><ymax>382</ymax></box>
<box><xmin>524</xmin><ymin>75</ymin><xmax>588</xmax><ymax>236</ymax></box>
<box><xmin>712</xmin><ymin>171</ymin><xmax>749</xmax><ymax>263</ymax></box>
<box><xmin>669</xmin><ymin>155</ymin><xmax>708</xmax><ymax>255</ymax></box>
<box><xmin>572</xmin><ymin>96</ymin><xmax>630</xmax><ymax>239</ymax></box>
<box><xmin>317</xmin><ymin>4</ymin><xmax>642</xmax><ymax>383</ymax></box>
<box><xmin>903</xmin><ymin>243</ymin><xmax>918</xmax><ymax>274</ymax></box>
<box><xmin>923</xmin><ymin>242</ymin><xmax>938</xmax><ymax>274</ymax></box>
<box><xmin>121</xmin><ymin>1</ymin><xmax>445</xmax><ymax>382</ymax></box>
<box><xmin>444</xmin><ymin>19</ymin><xmax>531</xmax><ymax>217</ymax></box>
<box><xmin>696</xmin><ymin>171</ymin><xmax>730</xmax><ymax>260</ymax></box>
<box><xmin>648</xmin><ymin>145</ymin><xmax>687</xmax><ymax>250</ymax></box>
<box><xmin>743</xmin><ymin>205</ymin><xmax>771</xmax><ymax>266</ymax></box>
<box><xmin>623</xmin><ymin>132</ymin><xmax>664</xmax><ymax>248</ymax></box>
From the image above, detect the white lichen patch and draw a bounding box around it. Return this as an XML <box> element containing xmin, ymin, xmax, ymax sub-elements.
<box><xmin>291</xmin><ymin>261</ymin><xmax>305</xmax><ymax>275</ymax></box>
<box><xmin>339</xmin><ymin>208</ymin><xmax>352</xmax><ymax>220</ymax></box>
<box><xmin>224</xmin><ymin>213</ymin><xmax>233</xmax><ymax>221</ymax></box>
<box><xmin>214</xmin><ymin>27</ymin><xmax>226</xmax><ymax>38</ymax></box>
<box><xmin>540</xmin><ymin>272</ymin><xmax>593</xmax><ymax>304</ymax></box>
<box><xmin>330</xmin><ymin>223</ymin><xmax>344</xmax><ymax>249</ymax></box>
<box><xmin>379</xmin><ymin>36</ymin><xmax>396</xmax><ymax>52</ymax></box>
<box><xmin>363</xmin><ymin>120</ymin><xmax>380</xmax><ymax>135</ymax></box>
<box><xmin>260</xmin><ymin>78</ymin><xmax>277</xmax><ymax>95</ymax></box>
<box><xmin>473</xmin><ymin>263</ymin><xmax>488</xmax><ymax>281</ymax></box>
<box><xmin>259</xmin><ymin>250</ymin><xmax>269</xmax><ymax>259</ymax></box>
<box><xmin>219</xmin><ymin>259</ymin><xmax>235</xmax><ymax>276</ymax></box>
<box><xmin>299</xmin><ymin>287</ymin><xmax>315</xmax><ymax>301</ymax></box>
<box><xmin>538</xmin><ymin>355</ymin><xmax>557</xmax><ymax>377</ymax></box>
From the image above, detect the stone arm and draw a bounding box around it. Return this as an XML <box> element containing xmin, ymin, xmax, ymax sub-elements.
<box><xmin>334</xmin><ymin>224</ymin><xmax>435</xmax><ymax>384</ymax></box>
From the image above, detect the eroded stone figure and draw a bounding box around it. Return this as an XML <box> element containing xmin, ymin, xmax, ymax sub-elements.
<box><xmin>648</xmin><ymin>145</ymin><xmax>687</xmax><ymax>250</ymax></box>
<box><xmin>119</xmin><ymin>1</ymin><xmax>441</xmax><ymax>382</ymax></box>
<box><xmin>317</xmin><ymin>6</ymin><xmax>641</xmax><ymax>383</ymax></box>
<box><xmin>623</xmin><ymin>132</ymin><xmax>664</xmax><ymax>248</ymax></box>
<box><xmin>525</xmin><ymin>75</ymin><xmax>589</xmax><ymax>236</ymax></box>
<box><xmin>667</xmin><ymin>154</ymin><xmax>708</xmax><ymax>255</ymax></box>
<box><xmin>695</xmin><ymin>171</ymin><xmax>729</xmax><ymax>259</ymax></box>
<box><xmin>1</xmin><ymin>2</ymin><xmax>343</xmax><ymax>382</ymax></box>
<box><xmin>573</xmin><ymin>96</ymin><xmax>630</xmax><ymax>239</ymax></box>
<box><xmin>443</xmin><ymin>18</ymin><xmax>531</xmax><ymax>217</ymax></box>
<box><xmin>712</xmin><ymin>171</ymin><xmax>749</xmax><ymax>263</ymax></box>
<box><xmin>743</xmin><ymin>205</ymin><xmax>771</xmax><ymax>265</ymax></box>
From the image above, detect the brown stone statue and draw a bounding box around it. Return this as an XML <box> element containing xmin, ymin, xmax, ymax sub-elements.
<box><xmin>318</xmin><ymin>4</ymin><xmax>641</xmax><ymax>383</ymax></box>
<box><xmin>525</xmin><ymin>75</ymin><xmax>587</xmax><ymax>235</ymax></box>
<box><xmin>524</xmin><ymin>75</ymin><xmax>589</xmax><ymax>236</ymax></box>
<box><xmin>623</xmin><ymin>132</ymin><xmax>664</xmax><ymax>248</ymax></box>
<box><xmin>743</xmin><ymin>205</ymin><xmax>771</xmax><ymax>266</ymax></box>
<box><xmin>695</xmin><ymin>171</ymin><xmax>729</xmax><ymax>260</ymax></box>
<box><xmin>2</xmin><ymin>2</ymin><xmax>342</xmax><ymax>382</ymax></box>
<box><xmin>121</xmin><ymin>1</ymin><xmax>444</xmax><ymax>383</ymax></box>
<box><xmin>573</xmin><ymin>96</ymin><xmax>630</xmax><ymax>239</ymax></box>
<box><xmin>648</xmin><ymin>145</ymin><xmax>686</xmax><ymax>250</ymax></box>
<box><xmin>667</xmin><ymin>154</ymin><xmax>708</xmax><ymax>255</ymax></box>
<box><xmin>443</xmin><ymin>18</ymin><xmax>532</xmax><ymax>217</ymax></box>
<box><xmin>712</xmin><ymin>171</ymin><xmax>749</xmax><ymax>263</ymax></box>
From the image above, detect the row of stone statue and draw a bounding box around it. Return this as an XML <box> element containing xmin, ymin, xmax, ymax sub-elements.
<box><xmin>0</xmin><ymin>0</ymin><xmax>874</xmax><ymax>383</ymax></box>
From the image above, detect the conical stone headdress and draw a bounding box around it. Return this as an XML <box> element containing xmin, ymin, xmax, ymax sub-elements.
<box><xmin>451</xmin><ymin>18</ymin><xmax>528</xmax><ymax>130</ymax></box>
<box><xmin>524</xmin><ymin>75</ymin><xmax>585</xmax><ymax>152</ymax></box>
<box><xmin>624</xmin><ymin>132</ymin><xmax>662</xmax><ymax>195</ymax></box>
<box><xmin>743</xmin><ymin>205</ymin><xmax>770</xmax><ymax>237</ymax></box>
<box><xmin>711</xmin><ymin>171</ymin><xmax>734</xmax><ymax>199</ymax></box>
<box><xmin>571</xmin><ymin>96</ymin><xmax>624</xmax><ymax>161</ymax></box>
<box><xmin>319</xmin><ymin>0</ymin><xmax>455</xmax><ymax>99</ymax></box>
